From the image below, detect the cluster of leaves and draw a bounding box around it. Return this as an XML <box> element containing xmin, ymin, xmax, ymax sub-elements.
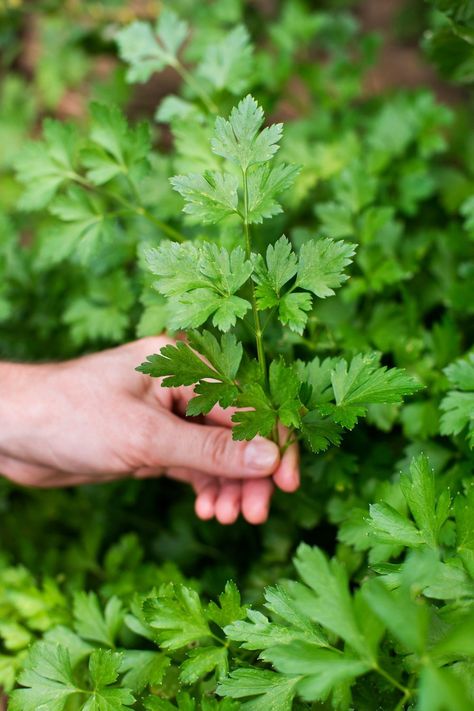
<box><xmin>0</xmin><ymin>0</ymin><xmax>378</xmax><ymax>357</ymax></box>
<box><xmin>10</xmin><ymin>455</ymin><xmax>474</xmax><ymax>711</ymax></box>
<box><xmin>440</xmin><ymin>353</ymin><xmax>474</xmax><ymax>447</ymax></box>
<box><xmin>424</xmin><ymin>0</ymin><xmax>474</xmax><ymax>84</ymax></box>
<box><xmin>0</xmin><ymin>564</ymin><xmax>68</xmax><ymax>693</ymax></box>
<box><xmin>137</xmin><ymin>93</ymin><xmax>421</xmax><ymax>452</ymax></box>
<box><xmin>1</xmin><ymin>2</ymin><xmax>474</xmax><ymax>711</ymax></box>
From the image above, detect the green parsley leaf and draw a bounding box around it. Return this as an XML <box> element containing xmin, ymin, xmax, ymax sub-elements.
<box><xmin>296</xmin><ymin>356</ymin><xmax>338</xmax><ymax>409</ymax></box>
<box><xmin>144</xmin><ymin>696</ymin><xmax>186</xmax><ymax>711</ymax></box>
<box><xmin>73</xmin><ymin>592</ymin><xmax>124</xmax><ymax>648</ymax></box>
<box><xmin>263</xmin><ymin>642</ymin><xmax>370</xmax><ymax>703</ymax></box>
<box><xmin>461</xmin><ymin>195</ymin><xmax>474</xmax><ymax>237</ymax></box>
<box><xmin>444</xmin><ymin>353</ymin><xmax>474</xmax><ymax>390</ymax></box>
<box><xmin>217</xmin><ymin>668</ymin><xmax>298</xmax><ymax>711</ymax></box>
<box><xmin>171</xmin><ymin>96</ymin><xmax>298</xmax><ymax>226</ymax></box>
<box><xmin>278</xmin><ymin>292</ymin><xmax>312</xmax><ymax>334</ymax></box>
<box><xmin>145</xmin><ymin>242</ymin><xmax>252</xmax><ymax>331</ymax></box>
<box><xmin>324</xmin><ymin>353</ymin><xmax>422</xmax><ymax>429</ymax></box>
<box><xmin>315</xmin><ymin>201</ymin><xmax>354</xmax><ymax>238</ymax></box>
<box><xmin>211</xmin><ymin>94</ymin><xmax>283</xmax><ymax>171</ymax></box>
<box><xmin>206</xmin><ymin>581</ymin><xmax>247</xmax><ymax>629</ymax></box>
<box><xmin>246</xmin><ymin>163</ymin><xmax>300</xmax><ymax>224</ymax></box>
<box><xmin>253</xmin><ymin>236</ymin><xmax>313</xmax><ymax>332</ymax></box>
<box><xmin>232</xmin><ymin>359</ymin><xmax>302</xmax><ymax>437</ymax></box>
<box><xmin>440</xmin><ymin>392</ymin><xmax>474</xmax><ymax>446</ymax></box>
<box><xmin>225</xmin><ymin>585</ymin><xmax>326</xmax><ymax>650</ymax></box>
<box><xmin>197</xmin><ymin>26</ymin><xmax>254</xmax><ymax>95</ymax></box>
<box><xmin>124</xmin><ymin>598</ymin><xmax>159</xmax><ymax>643</ymax></box>
<box><xmin>199</xmin><ymin>243</ymin><xmax>254</xmax><ymax>295</ymax></box>
<box><xmin>85</xmin><ymin>650</ymin><xmax>135</xmax><ymax>711</ymax></box>
<box><xmin>170</xmin><ymin>171</ymin><xmax>239</xmax><ymax>223</ymax></box>
<box><xmin>264</xmin><ymin>585</ymin><xmax>328</xmax><ymax>646</ymax></box>
<box><xmin>63</xmin><ymin>272</ymin><xmax>134</xmax><ymax>345</ymax></box>
<box><xmin>43</xmin><ymin>627</ymin><xmax>94</xmax><ymax>667</ymax></box>
<box><xmin>138</xmin><ymin>331</ymin><xmax>243</xmax><ymax>416</ymax></box>
<box><xmin>83</xmin><ymin>103</ymin><xmax>150</xmax><ymax>186</ymax></box>
<box><xmin>269</xmin><ymin>358</ymin><xmax>302</xmax><ymax>428</ymax></box>
<box><xmin>188</xmin><ymin>331</ymin><xmax>243</xmax><ymax>382</ymax></box>
<box><xmin>301</xmin><ymin>410</ymin><xmax>343</xmax><ymax>453</ymax></box>
<box><xmin>116</xmin><ymin>11</ymin><xmax>188</xmax><ymax>83</ymax></box>
<box><xmin>333</xmin><ymin>161</ymin><xmax>377</xmax><ymax>213</ymax></box>
<box><xmin>225</xmin><ymin>609</ymin><xmax>305</xmax><ymax>651</ymax></box>
<box><xmin>368</xmin><ymin>503</ymin><xmax>424</xmax><ymax>548</ymax></box>
<box><xmin>440</xmin><ymin>353</ymin><xmax>474</xmax><ymax>447</ymax></box>
<box><xmin>187</xmin><ymin>382</ymin><xmax>239</xmax><ymax>417</ymax></box>
<box><xmin>143</xmin><ymin>585</ymin><xmax>211</xmax><ymax>651</ymax></box>
<box><xmin>361</xmin><ymin>578</ymin><xmax>429</xmax><ymax>654</ymax></box>
<box><xmin>119</xmin><ymin>651</ymin><xmax>171</xmax><ymax>693</ymax></box>
<box><xmin>9</xmin><ymin>643</ymin><xmax>78</xmax><ymax>711</ymax></box>
<box><xmin>253</xmin><ymin>235</ymin><xmax>297</xmax><ymax>306</ymax></box>
<box><xmin>89</xmin><ymin>649</ymin><xmax>120</xmax><ymax>688</ymax></box>
<box><xmin>145</xmin><ymin>241</ymin><xmax>206</xmax><ymax>296</ymax></box>
<box><xmin>48</xmin><ymin>186</ymin><xmax>112</xmax><ymax>265</ymax></box>
<box><xmin>455</xmin><ymin>486</ymin><xmax>474</xmax><ymax>578</ymax></box>
<box><xmin>293</xmin><ymin>544</ymin><xmax>367</xmax><ymax>656</ymax></box>
<box><xmin>137</xmin><ymin>291</ymin><xmax>170</xmax><ymax>339</ymax></box>
<box><xmin>400</xmin><ymin>454</ymin><xmax>451</xmax><ymax>548</ymax></box>
<box><xmin>201</xmin><ymin>700</ymin><xmax>239</xmax><ymax>711</ymax></box>
<box><xmin>232</xmin><ymin>384</ymin><xmax>276</xmax><ymax>440</ymax></box>
<box><xmin>146</xmin><ymin>693</ymin><xmax>232</xmax><ymax>711</ymax></box>
<box><xmin>295</xmin><ymin>237</ymin><xmax>356</xmax><ymax>298</ymax></box>
<box><xmin>431</xmin><ymin>615</ymin><xmax>474</xmax><ymax>660</ymax></box>
<box><xmin>15</xmin><ymin>120</ymin><xmax>79</xmax><ymax>210</ymax></box>
<box><xmin>179</xmin><ymin>646</ymin><xmax>228</xmax><ymax>685</ymax></box>
<box><xmin>137</xmin><ymin>341</ymin><xmax>219</xmax><ymax>386</ymax></box>
<box><xmin>418</xmin><ymin>666</ymin><xmax>472</xmax><ymax>711</ymax></box>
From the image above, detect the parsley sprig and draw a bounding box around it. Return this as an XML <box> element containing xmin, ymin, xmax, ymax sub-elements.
<box><xmin>138</xmin><ymin>95</ymin><xmax>422</xmax><ymax>451</ymax></box>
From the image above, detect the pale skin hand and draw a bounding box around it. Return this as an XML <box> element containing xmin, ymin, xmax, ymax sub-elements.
<box><xmin>0</xmin><ymin>337</ymin><xmax>300</xmax><ymax>525</ymax></box>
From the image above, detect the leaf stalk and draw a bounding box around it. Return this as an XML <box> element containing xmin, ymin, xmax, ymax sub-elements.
<box><xmin>242</xmin><ymin>168</ymin><xmax>267</xmax><ymax>387</ymax></box>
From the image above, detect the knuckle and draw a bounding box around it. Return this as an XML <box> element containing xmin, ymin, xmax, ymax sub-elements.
<box><xmin>202</xmin><ymin>427</ymin><xmax>233</xmax><ymax>471</ymax></box>
<box><xmin>125</xmin><ymin>413</ymin><xmax>158</xmax><ymax>468</ymax></box>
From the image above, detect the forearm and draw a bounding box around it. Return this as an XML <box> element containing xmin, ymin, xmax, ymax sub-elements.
<box><xmin>0</xmin><ymin>360</ymin><xmax>77</xmax><ymax>486</ymax></box>
<box><xmin>0</xmin><ymin>361</ymin><xmax>51</xmax><ymax>464</ymax></box>
<box><xmin>0</xmin><ymin>362</ymin><xmax>28</xmax><ymax>454</ymax></box>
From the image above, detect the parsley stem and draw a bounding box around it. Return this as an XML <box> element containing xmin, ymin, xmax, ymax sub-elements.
<box><xmin>135</xmin><ymin>205</ymin><xmax>186</xmax><ymax>242</ymax></box>
<box><xmin>374</xmin><ymin>664</ymin><xmax>411</xmax><ymax>698</ymax></box>
<box><xmin>280</xmin><ymin>433</ymin><xmax>297</xmax><ymax>453</ymax></box>
<box><xmin>174</xmin><ymin>61</ymin><xmax>219</xmax><ymax>114</ymax></box>
<box><xmin>242</xmin><ymin>168</ymin><xmax>267</xmax><ymax>387</ymax></box>
<box><xmin>71</xmin><ymin>173</ymin><xmax>185</xmax><ymax>242</ymax></box>
<box><xmin>261</xmin><ymin>307</ymin><xmax>277</xmax><ymax>334</ymax></box>
<box><xmin>393</xmin><ymin>690</ymin><xmax>412</xmax><ymax>711</ymax></box>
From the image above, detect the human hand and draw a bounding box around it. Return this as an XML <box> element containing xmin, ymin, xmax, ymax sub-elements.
<box><xmin>0</xmin><ymin>337</ymin><xmax>299</xmax><ymax>524</ymax></box>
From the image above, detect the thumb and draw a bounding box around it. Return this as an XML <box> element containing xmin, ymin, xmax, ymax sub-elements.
<box><xmin>148</xmin><ymin>410</ymin><xmax>280</xmax><ymax>479</ymax></box>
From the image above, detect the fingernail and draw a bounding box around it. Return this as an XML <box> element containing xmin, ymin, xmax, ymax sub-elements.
<box><xmin>244</xmin><ymin>438</ymin><xmax>279</xmax><ymax>472</ymax></box>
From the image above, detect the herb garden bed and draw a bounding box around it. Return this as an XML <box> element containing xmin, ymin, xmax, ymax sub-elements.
<box><xmin>1</xmin><ymin>1</ymin><xmax>474</xmax><ymax>710</ymax></box>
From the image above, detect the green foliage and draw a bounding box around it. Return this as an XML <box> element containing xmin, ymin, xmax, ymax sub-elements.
<box><xmin>10</xmin><ymin>644</ymin><xmax>135</xmax><ymax>711</ymax></box>
<box><xmin>116</xmin><ymin>10</ymin><xmax>189</xmax><ymax>83</ymax></box>
<box><xmin>1</xmin><ymin>3</ymin><xmax>474</xmax><ymax>711</ymax></box>
<box><xmin>440</xmin><ymin>353</ymin><xmax>474</xmax><ymax>446</ymax></box>
<box><xmin>11</xmin><ymin>467</ymin><xmax>474</xmax><ymax>710</ymax></box>
<box><xmin>424</xmin><ymin>0</ymin><xmax>474</xmax><ymax>83</ymax></box>
<box><xmin>143</xmin><ymin>242</ymin><xmax>253</xmax><ymax>331</ymax></box>
<box><xmin>138</xmin><ymin>95</ymin><xmax>421</xmax><ymax>454</ymax></box>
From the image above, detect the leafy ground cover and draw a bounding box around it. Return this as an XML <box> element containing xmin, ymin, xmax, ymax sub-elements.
<box><xmin>0</xmin><ymin>1</ymin><xmax>474</xmax><ymax>709</ymax></box>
